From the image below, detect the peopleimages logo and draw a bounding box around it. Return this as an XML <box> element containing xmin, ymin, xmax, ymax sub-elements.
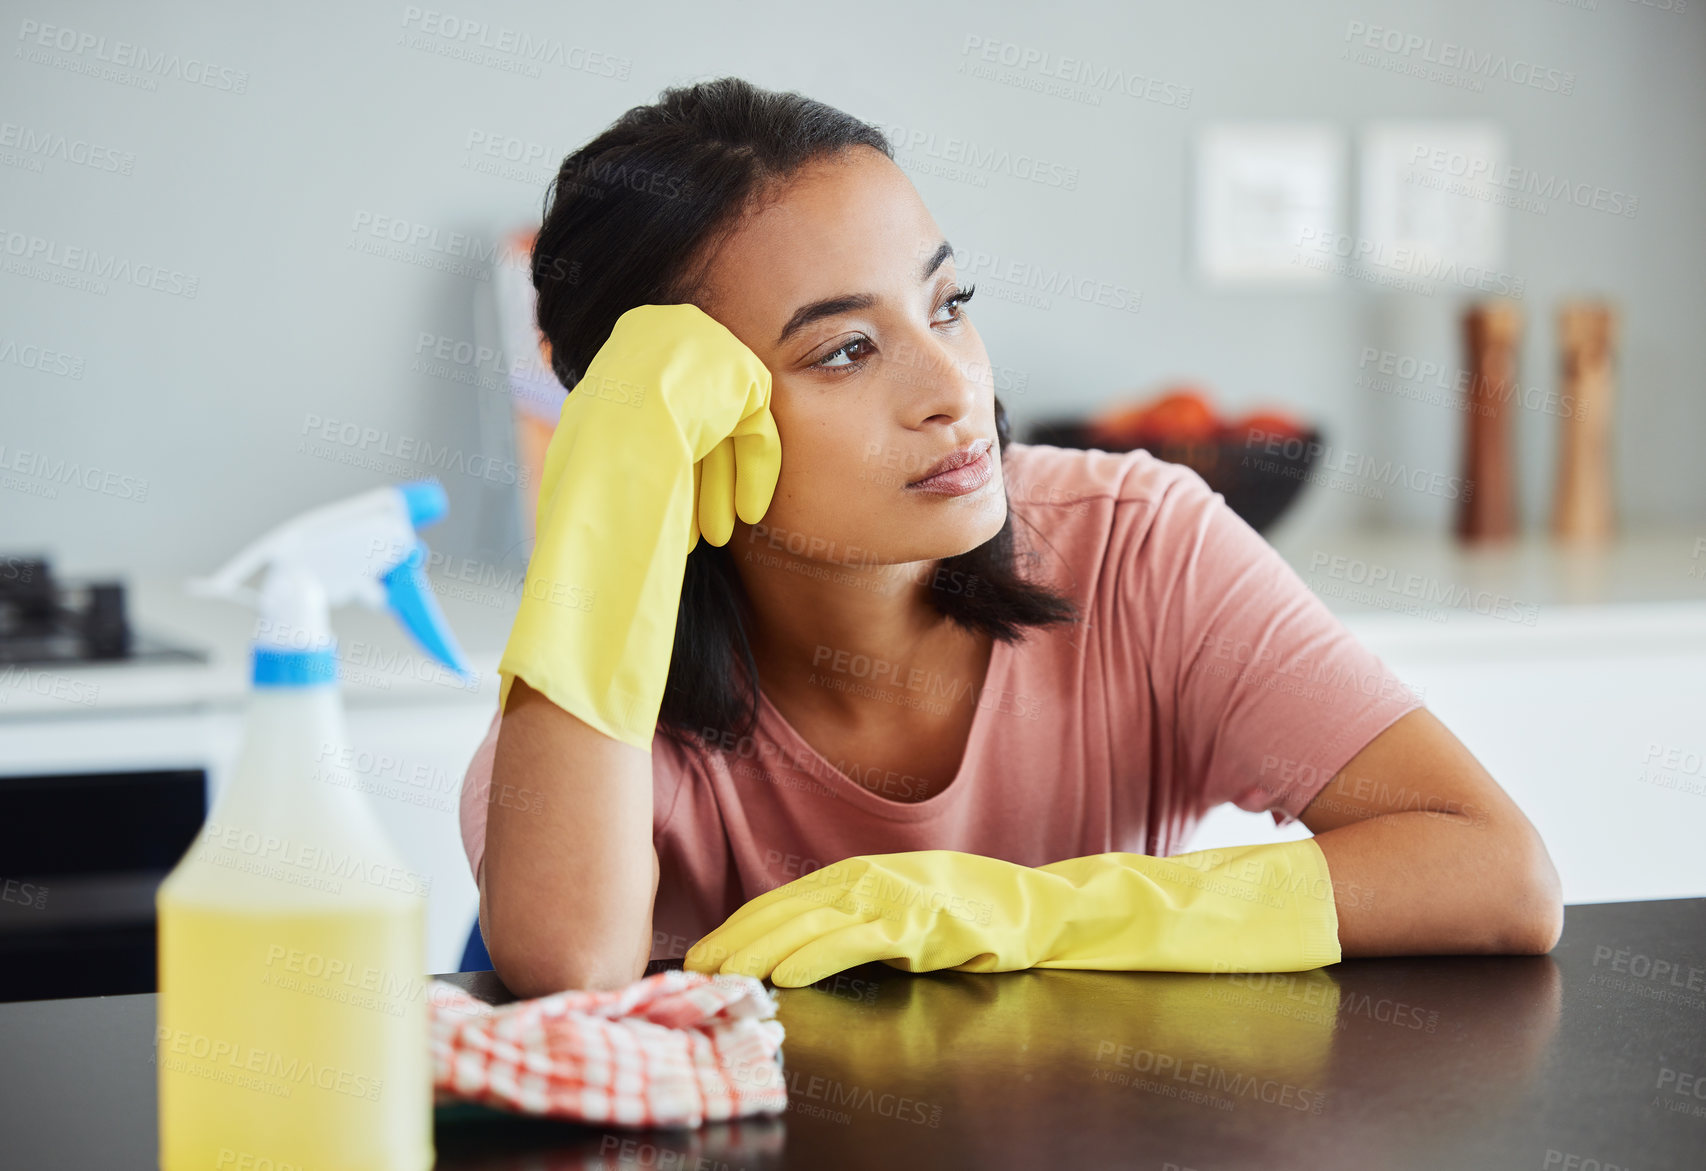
<box><xmin>14</xmin><ymin>19</ymin><xmax>251</xmax><ymax>94</ymax></box>
<box><xmin>0</xmin><ymin>444</ymin><xmax>150</xmax><ymax>502</ymax></box>
<box><xmin>1407</xmin><ymin>144</ymin><xmax>1638</xmax><ymax>219</ymax></box>
<box><xmin>397</xmin><ymin>6</ymin><xmax>631</xmax><ymax>80</ymax></box>
<box><xmin>1341</xmin><ymin>21</ymin><xmax>1576</xmax><ymax>95</ymax></box>
<box><xmin>0</xmin><ymin>121</ymin><xmax>136</xmax><ymax>174</ymax></box>
<box><xmin>944</xmin><ymin>245</ymin><xmax>1142</xmax><ymax>314</ymax></box>
<box><xmin>0</xmin><ymin>227</ymin><xmax>200</xmax><ymax>298</ymax></box>
<box><xmin>1296</xmin><ymin>228</ymin><xmax>1525</xmax><ymax>298</ymax></box>
<box><xmin>0</xmin><ymin>334</ymin><xmax>86</xmax><ymax>380</ymax></box>
<box><xmin>1356</xmin><ymin>347</ymin><xmax>1584</xmax><ymax>421</ymax></box>
<box><xmin>881</xmin><ymin>121</ymin><xmax>1080</xmax><ymax>191</ymax></box>
<box><xmin>956</xmin><ymin>35</ymin><xmax>1192</xmax><ymax>109</ymax></box>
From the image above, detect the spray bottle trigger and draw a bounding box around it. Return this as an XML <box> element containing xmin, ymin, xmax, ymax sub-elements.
<box><xmin>381</xmin><ymin>539</ymin><xmax>474</xmax><ymax>682</ymax></box>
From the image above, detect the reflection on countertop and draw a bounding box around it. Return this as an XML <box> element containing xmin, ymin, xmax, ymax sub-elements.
<box><xmin>430</xmin><ymin>946</ymin><xmax>1570</xmax><ymax>1170</ymax></box>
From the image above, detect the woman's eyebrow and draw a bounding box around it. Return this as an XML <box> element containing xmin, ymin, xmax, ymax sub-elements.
<box><xmin>774</xmin><ymin>239</ymin><xmax>956</xmax><ymax>347</ymax></box>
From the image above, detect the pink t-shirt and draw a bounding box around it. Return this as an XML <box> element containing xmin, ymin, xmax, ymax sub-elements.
<box><xmin>460</xmin><ymin>442</ymin><xmax>1426</xmax><ymax>962</ymax></box>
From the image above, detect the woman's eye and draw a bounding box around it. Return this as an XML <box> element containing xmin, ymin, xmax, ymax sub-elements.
<box><xmin>811</xmin><ymin>286</ymin><xmax>975</xmax><ymax>372</ymax></box>
<box><xmin>934</xmin><ymin>283</ymin><xmax>976</xmax><ymax>323</ymax></box>
<box><xmin>813</xmin><ymin>338</ymin><xmax>872</xmax><ymax>370</ymax></box>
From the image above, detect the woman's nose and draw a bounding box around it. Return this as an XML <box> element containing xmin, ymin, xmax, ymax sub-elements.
<box><xmin>889</xmin><ymin>332</ymin><xmax>985</xmax><ymax>424</ymax></box>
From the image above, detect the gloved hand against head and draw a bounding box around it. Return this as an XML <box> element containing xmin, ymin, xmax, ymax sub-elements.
<box><xmin>682</xmin><ymin>840</ymin><xmax>1342</xmax><ymax>988</ymax></box>
<box><xmin>498</xmin><ymin>303</ymin><xmax>781</xmax><ymax>749</ymax></box>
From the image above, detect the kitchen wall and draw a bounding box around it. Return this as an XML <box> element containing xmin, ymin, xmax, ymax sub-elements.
<box><xmin>3</xmin><ymin>0</ymin><xmax>1702</xmax><ymax>578</ymax></box>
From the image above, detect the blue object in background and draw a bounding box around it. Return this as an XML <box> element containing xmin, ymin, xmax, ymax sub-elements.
<box><xmin>459</xmin><ymin>918</ymin><xmax>491</xmax><ymax>972</ymax></box>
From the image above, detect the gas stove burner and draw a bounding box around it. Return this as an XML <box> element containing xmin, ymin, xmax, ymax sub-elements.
<box><xmin>0</xmin><ymin>554</ymin><xmax>205</xmax><ymax>666</ymax></box>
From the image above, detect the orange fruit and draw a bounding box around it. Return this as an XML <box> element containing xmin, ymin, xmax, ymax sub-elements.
<box><xmin>1133</xmin><ymin>390</ymin><xmax>1219</xmax><ymax>444</ymax></box>
<box><xmin>1225</xmin><ymin>408</ymin><xmax>1307</xmax><ymax>443</ymax></box>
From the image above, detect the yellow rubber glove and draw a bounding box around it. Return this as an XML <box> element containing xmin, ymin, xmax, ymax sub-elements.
<box><xmin>497</xmin><ymin>303</ymin><xmax>780</xmax><ymax>749</ymax></box>
<box><xmin>683</xmin><ymin>839</ymin><xmax>1341</xmax><ymax>987</ymax></box>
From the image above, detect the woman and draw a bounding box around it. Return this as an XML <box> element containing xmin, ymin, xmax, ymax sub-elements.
<box><xmin>460</xmin><ymin>77</ymin><xmax>1563</xmax><ymax>997</ymax></box>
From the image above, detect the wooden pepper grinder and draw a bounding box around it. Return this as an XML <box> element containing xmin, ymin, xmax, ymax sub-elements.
<box><xmin>1456</xmin><ymin>301</ymin><xmax>1523</xmax><ymax>542</ymax></box>
<box><xmin>1552</xmin><ymin>301</ymin><xmax>1618</xmax><ymax>543</ymax></box>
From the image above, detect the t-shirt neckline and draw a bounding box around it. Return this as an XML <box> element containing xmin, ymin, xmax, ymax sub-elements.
<box><xmin>753</xmin><ymin>632</ymin><xmax>1015</xmax><ymax>823</ymax></box>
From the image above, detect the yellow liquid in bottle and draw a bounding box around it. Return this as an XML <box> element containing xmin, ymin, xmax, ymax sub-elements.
<box><xmin>156</xmin><ymin>897</ymin><xmax>433</xmax><ymax>1171</ymax></box>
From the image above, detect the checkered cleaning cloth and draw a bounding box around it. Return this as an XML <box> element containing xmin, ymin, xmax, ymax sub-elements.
<box><xmin>428</xmin><ymin>970</ymin><xmax>788</xmax><ymax>1128</ymax></box>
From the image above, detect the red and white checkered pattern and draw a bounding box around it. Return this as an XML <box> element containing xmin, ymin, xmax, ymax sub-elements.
<box><xmin>428</xmin><ymin>970</ymin><xmax>788</xmax><ymax>1128</ymax></box>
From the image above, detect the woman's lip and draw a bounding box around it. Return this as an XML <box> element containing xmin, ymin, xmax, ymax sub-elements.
<box><xmin>905</xmin><ymin>445</ymin><xmax>995</xmax><ymax>496</ymax></box>
<box><xmin>907</xmin><ymin>438</ymin><xmax>993</xmax><ymax>486</ymax></box>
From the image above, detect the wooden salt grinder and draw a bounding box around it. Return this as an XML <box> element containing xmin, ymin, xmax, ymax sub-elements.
<box><xmin>1456</xmin><ymin>301</ymin><xmax>1523</xmax><ymax>542</ymax></box>
<box><xmin>1552</xmin><ymin>301</ymin><xmax>1618</xmax><ymax>543</ymax></box>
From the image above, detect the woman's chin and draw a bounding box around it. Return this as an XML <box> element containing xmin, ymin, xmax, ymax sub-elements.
<box><xmin>919</xmin><ymin>497</ymin><xmax>1009</xmax><ymax>560</ymax></box>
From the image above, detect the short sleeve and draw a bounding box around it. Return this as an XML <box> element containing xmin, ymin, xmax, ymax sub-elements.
<box><xmin>1124</xmin><ymin>462</ymin><xmax>1427</xmax><ymax>828</ymax></box>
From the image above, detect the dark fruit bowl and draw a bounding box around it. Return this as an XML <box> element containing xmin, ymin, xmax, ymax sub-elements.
<box><xmin>1023</xmin><ymin>418</ymin><xmax>1325</xmax><ymax>535</ymax></box>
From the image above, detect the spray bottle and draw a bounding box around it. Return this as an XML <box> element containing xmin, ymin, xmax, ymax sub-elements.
<box><xmin>156</xmin><ymin>478</ymin><xmax>473</xmax><ymax>1171</ymax></box>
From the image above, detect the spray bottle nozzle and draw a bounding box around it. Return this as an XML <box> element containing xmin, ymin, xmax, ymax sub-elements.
<box><xmin>399</xmin><ymin>479</ymin><xmax>449</xmax><ymax>529</ymax></box>
<box><xmin>188</xmin><ymin>478</ymin><xmax>474</xmax><ymax>688</ymax></box>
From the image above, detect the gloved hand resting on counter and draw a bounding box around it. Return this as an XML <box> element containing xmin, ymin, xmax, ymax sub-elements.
<box><xmin>683</xmin><ymin>839</ymin><xmax>1342</xmax><ymax>988</ymax></box>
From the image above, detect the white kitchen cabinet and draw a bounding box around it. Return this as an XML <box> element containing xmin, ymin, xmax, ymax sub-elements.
<box><xmin>1188</xmin><ymin>530</ymin><xmax>1706</xmax><ymax>905</ymax></box>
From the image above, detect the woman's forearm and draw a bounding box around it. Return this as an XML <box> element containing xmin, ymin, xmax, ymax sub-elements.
<box><xmin>1311</xmin><ymin>808</ymin><xmax>1564</xmax><ymax>957</ymax></box>
<box><xmin>483</xmin><ymin>678</ymin><xmax>658</xmax><ymax>996</ymax></box>
<box><xmin>1287</xmin><ymin>707</ymin><xmax>1564</xmax><ymax>959</ymax></box>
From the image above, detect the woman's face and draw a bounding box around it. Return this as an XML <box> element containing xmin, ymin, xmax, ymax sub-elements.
<box><xmin>690</xmin><ymin>146</ymin><xmax>1007</xmax><ymax>572</ymax></box>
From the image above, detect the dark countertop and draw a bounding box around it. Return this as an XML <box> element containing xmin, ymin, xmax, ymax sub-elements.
<box><xmin>3</xmin><ymin>898</ymin><xmax>1704</xmax><ymax>1169</ymax></box>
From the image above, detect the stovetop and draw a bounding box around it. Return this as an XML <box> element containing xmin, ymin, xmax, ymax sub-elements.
<box><xmin>0</xmin><ymin>555</ymin><xmax>205</xmax><ymax>667</ymax></box>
